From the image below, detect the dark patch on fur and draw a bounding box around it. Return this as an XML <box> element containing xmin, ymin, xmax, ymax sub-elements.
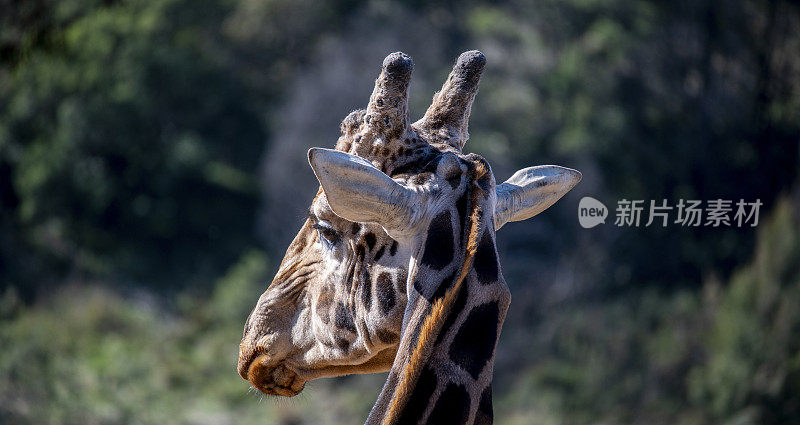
<box><xmin>434</xmin><ymin>281</ymin><xmax>469</xmax><ymax>345</ymax></box>
<box><xmin>396</xmin><ymin>366</ymin><xmax>438</xmax><ymax>425</ymax></box>
<box><xmin>376</xmin><ymin>272</ymin><xmax>396</xmax><ymax>315</ymax></box>
<box><xmin>473</xmin><ymin>231</ymin><xmax>499</xmax><ymax>284</ymax></box>
<box><xmin>356</xmin><ymin>244</ymin><xmax>365</xmax><ymax>260</ymax></box>
<box><xmin>413</xmin><ymin>267</ymin><xmax>459</xmax><ymax>302</ymax></box>
<box><xmin>449</xmin><ymin>302</ymin><xmax>500</xmax><ymax>379</ymax></box>
<box><xmin>388</xmin><ymin>149</ymin><xmax>439</xmax><ymax>177</ymax></box>
<box><xmin>443</xmin><ymin>157</ymin><xmax>464</xmax><ymax>189</ymax></box>
<box><xmin>376</xmin><ymin>328</ymin><xmax>399</xmax><ymax>344</ymax></box>
<box><xmin>361</xmin><ymin>272</ymin><xmax>372</xmax><ymax>311</ymax></box>
<box><xmin>351</xmin><ymin>222</ymin><xmax>361</xmax><ymax>234</ymax></box>
<box><xmin>364</xmin><ymin>232</ymin><xmax>377</xmax><ymax>251</ymax></box>
<box><xmin>431</xmin><ymin>269</ymin><xmax>457</xmax><ymax>302</ymax></box>
<box><xmin>335</xmin><ymin>337</ymin><xmax>350</xmax><ymax>351</ymax></box>
<box><xmin>455</xmin><ymin>191</ymin><xmax>469</xmax><ymax>230</ymax></box>
<box><xmin>421</xmin><ymin>210</ymin><xmax>454</xmax><ymax>271</ymax></box>
<box><xmin>477</xmin><ymin>173</ymin><xmax>492</xmax><ymax>192</ymax></box>
<box><xmin>413</xmin><ymin>278</ymin><xmax>426</xmax><ymax>299</ymax></box>
<box><xmin>422</xmin><ymin>157</ymin><xmax>439</xmax><ymax>173</ymax></box>
<box><xmin>389</xmin><ymin>240</ymin><xmax>399</xmax><ymax>256</ymax></box>
<box><xmin>476</xmin><ymin>385</ymin><xmax>493</xmax><ymax>425</ymax></box>
<box><xmin>426</xmin><ymin>383</ymin><xmax>470</xmax><ymax>425</ymax></box>
<box><xmin>447</xmin><ymin>175</ymin><xmax>461</xmax><ymax>189</ymax></box>
<box><xmin>335</xmin><ymin>302</ymin><xmax>356</xmax><ymax>333</ymax></box>
<box><xmin>374</xmin><ymin>246</ymin><xmax>386</xmax><ymax>262</ymax></box>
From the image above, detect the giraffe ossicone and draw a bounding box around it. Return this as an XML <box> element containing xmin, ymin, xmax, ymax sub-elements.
<box><xmin>238</xmin><ymin>50</ymin><xmax>581</xmax><ymax>423</ymax></box>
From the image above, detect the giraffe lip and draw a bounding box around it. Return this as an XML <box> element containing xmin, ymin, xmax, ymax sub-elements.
<box><xmin>237</xmin><ymin>345</ymin><xmax>262</xmax><ymax>381</ymax></box>
<box><xmin>245</xmin><ymin>354</ymin><xmax>306</xmax><ymax>397</ymax></box>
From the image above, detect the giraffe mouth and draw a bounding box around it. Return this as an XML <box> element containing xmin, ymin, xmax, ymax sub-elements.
<box><xmin>244</xmin><ymin>353</ymin><xmax>306</xmax><ymax>397</ymax></box>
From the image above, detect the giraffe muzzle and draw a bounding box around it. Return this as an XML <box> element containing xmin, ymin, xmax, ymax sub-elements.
<box><xmin>241</xmin><ymin>353</ymin><xmax>305</xmax><ymax>397</ymax></box>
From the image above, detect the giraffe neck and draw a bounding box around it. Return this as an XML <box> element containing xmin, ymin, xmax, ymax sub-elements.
<box><xmin>365</xmin><ymin>174</ymin><xmax>511</xmax><ymax>425</ymax></box>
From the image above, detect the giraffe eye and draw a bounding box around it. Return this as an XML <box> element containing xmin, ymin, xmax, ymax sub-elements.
<box><xmin>313</xmin><ymin>222</ymin><xmax>341</xmax><ymax>246</ymax></box>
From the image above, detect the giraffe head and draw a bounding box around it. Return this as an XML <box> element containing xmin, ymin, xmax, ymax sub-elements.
<box><xmin>238</xmin><ymin>51</ymin><xmax>581</xmax><ymax>397</ymax></box>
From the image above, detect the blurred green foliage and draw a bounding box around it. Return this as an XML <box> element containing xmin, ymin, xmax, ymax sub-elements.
<box><xmin>496</xmin><ymin>197</ymin><xmax>800</xmax><ymax>425</ymax></box>
<box><xmin>0</xmin><ymin>250</ymin><xmax>272</xmax><ymax>424</ymax></box>
<box><xmin>1</xmin><ymin>0</ymin><xmax>799</xmax><ymax>423</ymax></box>
<box><xmin>689</xmin><ymin>199</ymin><xmax>800</xmax><ymax>424</ymax></box>
<box><xmin>1</xmin><ymin>0</ymin><xmax>267</xmax><ymax>291</ymax></box>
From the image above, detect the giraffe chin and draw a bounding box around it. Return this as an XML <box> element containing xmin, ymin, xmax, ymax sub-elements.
<box><xmin>246</xmin><ymin>355</ymin><xmax>306</xmax><ymax>397</ymax></box>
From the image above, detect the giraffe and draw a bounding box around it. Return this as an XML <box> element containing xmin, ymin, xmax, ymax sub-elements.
<box><xmin>238</xmin><ymin>51</ymin><xmax>581</xmax><ymax>423</ymax></box>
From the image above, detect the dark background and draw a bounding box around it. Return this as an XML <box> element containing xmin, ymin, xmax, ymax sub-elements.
<box><xmin>1</xmin><ymin>0</ymin><xmax>799</xmax><ymax>424</ymax></box>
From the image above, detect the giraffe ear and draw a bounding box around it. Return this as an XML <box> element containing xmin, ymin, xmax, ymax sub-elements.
<box><xmin>308</xmin><ymin>148</ymin><xmax>420</xmax><ymax>234</ymax></box>
<box><xmin>494</xmin><ymin>165</ymin><xmax>582</xmax><ymax>230</ymax></box>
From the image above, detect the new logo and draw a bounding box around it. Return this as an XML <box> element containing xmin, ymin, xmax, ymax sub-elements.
<box><xmin>578</xmin><ymin>196</ymin><xmax>608</xmax><ymax>228</ymax></box>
